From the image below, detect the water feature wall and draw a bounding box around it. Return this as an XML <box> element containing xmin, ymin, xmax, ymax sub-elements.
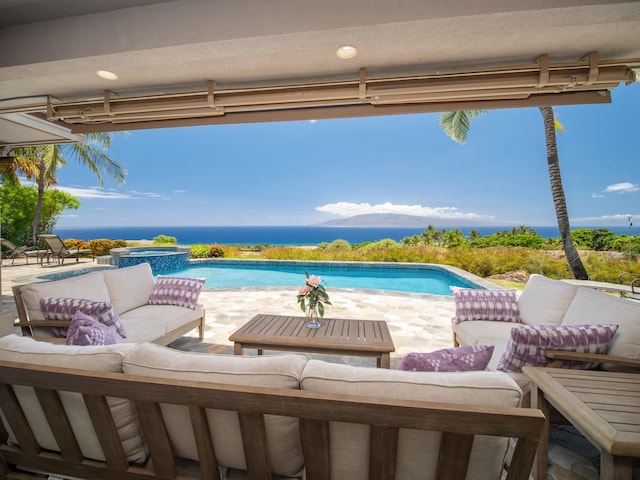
<box><xmin>107</xmin><ymin>246</ymin><xmax>190</xmax><ymax>274</ymax></box>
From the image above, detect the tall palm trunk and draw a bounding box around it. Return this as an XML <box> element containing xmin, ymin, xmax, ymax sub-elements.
<box><xmin>539</xmin><ymin>106</ymin><xmax>589</xmax><ymax>280</ymax></box>
<box><xmin>29</xmin><ymin>156</ymin><xmax>47</xmax><ymax>247</ymax></box>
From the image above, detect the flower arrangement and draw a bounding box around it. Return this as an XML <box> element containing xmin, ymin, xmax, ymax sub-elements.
<box><xmin>297</xmin><ymin>271</ymin><xmax>331</xmax><ymax>317</ymax></box>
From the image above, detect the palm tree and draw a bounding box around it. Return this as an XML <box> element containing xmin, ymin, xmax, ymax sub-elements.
<box><xmin>439</xmin><ymin>107</ymin><xmax>589</xmax><ymax>279</ymax></box>
<box><xmin>8</xmin><ymin>133</ymin><xmax>127</xmax><ymax>246</ymax></box>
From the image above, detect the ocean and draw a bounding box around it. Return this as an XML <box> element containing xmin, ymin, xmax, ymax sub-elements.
<box><xmin>52</xmin><ymin>225</ymin><xmax>634</xmax><ymax>246</ymax></box>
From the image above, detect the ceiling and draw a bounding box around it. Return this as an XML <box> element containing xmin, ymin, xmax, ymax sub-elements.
<box><xmin>1</xmin><ymin>0</ymin><xmax>639</xmax><ymax>149</ymax></box>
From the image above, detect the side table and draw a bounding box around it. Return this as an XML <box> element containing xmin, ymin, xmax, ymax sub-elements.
<box><xmin>523</xmin><ymin>367</ymin><xmax>640</xmax><ymax>480</ymax></box>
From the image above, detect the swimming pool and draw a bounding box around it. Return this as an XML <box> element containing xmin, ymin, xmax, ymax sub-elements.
<box><xmin>168</xmin><ymin>260</ymin><xmax>485</xmax><ymax>296</ymax></box>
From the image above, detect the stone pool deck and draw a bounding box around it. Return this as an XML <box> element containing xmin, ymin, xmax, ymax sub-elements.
<box><xmin>0</xmin><ymin>259</ymin><xmax>468</xmax><ymax>367</ymax></box>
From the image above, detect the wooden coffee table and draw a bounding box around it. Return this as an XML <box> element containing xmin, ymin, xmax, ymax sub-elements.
<box><xmin>523</xmin><ymin>367</ymin><xmax>640</xmax><ymax>480</ymax></box>
<box><xmin>229</xmin><ymin>314</ymin><xmax>396</xmax><ymax>368</ymax></box>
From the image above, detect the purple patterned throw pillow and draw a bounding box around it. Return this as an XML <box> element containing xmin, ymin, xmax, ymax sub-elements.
<box><xmin>452</xmin><ymin>288</ymin><xmax>520</xmax><ymax>324</ymax></box>
<box><xmin>497</xmin><ymin>324</ymin><xmax>618</xmax><ymax>373</ymax></box>
<box><xmin>148</xmin><ymin>276</ymin><xmax>205</xmax><ymax>310</ymax></box>
<box><xmin>66</xmin><ymin>311</ymin><xmax>123</xmax><ymax>346</ymax></box>
<box><xmin>40</xmin><ymin>297</ymin><xmax>126</xmax><ymax>338</ymax></box>
<box><xmin>396</xmin><ymin>345</ymin><xmax>495</xmax><ymax>372</ymax></box>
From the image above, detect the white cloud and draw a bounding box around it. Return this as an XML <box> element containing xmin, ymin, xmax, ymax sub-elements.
<box><xmin>56</xmin><ymin>186</ymin><xmax>132</xmax><ymax>199</ymax></box>
<box><xmin>571</xmin><ymin>213</ymin><xmax>637</xmax><ymax>222</ymax></box>
<box><xmin>315</xmin><ymin>202</ymin><xmax>493</xmax><ymax>219</ymax></box>
<box><xmin>591</xmin><ymin>193</ymin><xmax>604</xmax><ymax>198</ymax></box>
<box><xmin>604</xmin><ymin>182</ymin><xmax>639</xmax><ymax>193</ymax></box>
<box><xmin>55</xmin><ymin>186</ymin><xmax>169</xmax><ymax>200</ymax></box>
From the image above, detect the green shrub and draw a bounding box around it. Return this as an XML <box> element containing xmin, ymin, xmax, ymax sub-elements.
<box><xmin>190</xmin><ymin>244</ymin><xmax>211</xmax><ymax>258</ymax></box>
<box><xmin>153</xmin><ymin>235</ymin><xmax>177</xmax><ymax>245</ymax></box>
<box><xmin>327</xmin><ymin>239</ymin><xmax>351</xmax><ymax>250</ymax></box>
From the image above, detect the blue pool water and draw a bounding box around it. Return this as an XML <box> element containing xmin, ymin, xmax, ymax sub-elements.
<box><xmin>167</xmin><ymin>261</ymin><xmax>482</xmax><ymax>296</ymax></box>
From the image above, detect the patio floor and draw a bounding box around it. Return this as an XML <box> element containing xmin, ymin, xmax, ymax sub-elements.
<box><xmin>0</xmin><ymin>258</ymin><xmax>458</xmax><ymax>367</ymax></box>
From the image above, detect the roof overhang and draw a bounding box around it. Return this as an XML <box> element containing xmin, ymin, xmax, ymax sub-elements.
<box><xmin>1</xmin><ymin>0</ymin><xmax>639</xmax><ymax>146</ymax></box>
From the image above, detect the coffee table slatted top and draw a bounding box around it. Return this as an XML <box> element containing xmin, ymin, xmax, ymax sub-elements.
<box><xmin>229</xmin><ymin>314</ymin><xmax>395</xmax><ymax>368</ymax></box>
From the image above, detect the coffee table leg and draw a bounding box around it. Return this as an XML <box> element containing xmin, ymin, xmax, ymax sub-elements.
<box><xmin>379</xmin><ymin>353</ymin><xmax>390</xmax><ymax>369</ymax></box>
<box><xmin>233</xmin><ymin>342</ymin><xmax>243</xmax><ymax>355</ymax></box>
<box><xmin>531</xmin><ymin>385</ymin><xmax>550</xmax><ymax>480</ymax></box>
<box><xmin>600</xmin><ymin>451</ymin><xmax>633</xmax><ymax>480</ymax></box>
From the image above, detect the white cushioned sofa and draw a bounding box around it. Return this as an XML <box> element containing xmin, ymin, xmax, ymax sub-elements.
<box><xmin>12</xmin><ymin>263</ymin><xmax>205</xmax><ymax>345</ymax></box>
<box><xmin>453</xmin><ymin>274</ymin><xmax>640</xmax><ymax>375</ymax></box>
<box><xmin>0</xmin><ymin>335</ymin><xmax>543</xmax><ymax>480</ymax></box>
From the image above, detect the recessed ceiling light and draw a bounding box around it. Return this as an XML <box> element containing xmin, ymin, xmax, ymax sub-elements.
<box><xmin>96</xmin><ymin>70</ymin><xmax>118</xmax><ymax>80</ymax></box>
<box><xmin>336</xmin><ymin>45</ymin><xmax>358</xmax><ymax>59</ymax></box>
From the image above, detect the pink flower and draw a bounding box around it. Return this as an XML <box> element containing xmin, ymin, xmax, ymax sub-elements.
<box><xmin>298</xmin><ymin>285</ymin><xmax>312</xmax><ymax>296</ymax></box>
<box><xmin>306</xmin><ymin>276</ymin><xmax>321</xmax><ymax>287</ymax></box>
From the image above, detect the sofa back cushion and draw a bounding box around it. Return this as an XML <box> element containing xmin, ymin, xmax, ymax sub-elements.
<box><xmin>561</xmin><ymin>288</ymin><xmax>640</xmax><ymax>369</ymax></box>
<box><xmin>300</xmin><ymin>360</ymin><xmax>522</xmax><ymax>480</ymax></box>
<box><xmin>0</xmin><ymin>335</ymin><xmax>146</xmax><ymax>464</ymax></box>
<box><xmin>102</xmin><ymin>263</ymin><xmax>156</xmax><ymax>315</ymax></box>
<box><xmin>17</xmin><ymin>271</ymin><xmax>110</xmax><ymax>337</ymax></box>
<box><xmin>518</xmin><ymin>275</ymin><xmax>579</xmax><ymax>326</ymax></box>
<box><xmin>122</xmin><ymin>343</ymin><xmax>307</xmax><ymax>477</ymax></box>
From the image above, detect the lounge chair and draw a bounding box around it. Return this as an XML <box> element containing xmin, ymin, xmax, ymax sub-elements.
<box><xmin>37</xmin><ymin>234</ymin><xmax>94</xmax><ymax>265</ymax></box>
<box><xmin>0</xmin><ymin>238</ymin><xmax>43</xmax><ymax>265</ymax></box>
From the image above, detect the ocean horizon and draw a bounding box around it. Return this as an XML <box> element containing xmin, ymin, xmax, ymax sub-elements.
<box><xmin>52</xmin><ymin>225</ymin><xmax>635</xmax><ymax>246</ymax></box>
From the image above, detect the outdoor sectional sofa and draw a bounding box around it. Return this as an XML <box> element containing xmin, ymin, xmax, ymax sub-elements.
<box><xmin>0</xmin><ymin>335</ymin><xmax>545</xmax><ymax>480</ymax></box>
<box><xmin>452</xmin><ymin>274</ymin><xmax>640</xmax><ymax>384</ymax></box>
<box><xmin>11</xmin><ymin>263</ymin><xmax>205</xmax><ymax>345</ymax></box>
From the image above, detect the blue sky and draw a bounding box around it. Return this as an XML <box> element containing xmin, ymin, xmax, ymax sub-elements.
<box><xmin>54</xmin><ymin>82</ymin><xmax>639</xmax><ymax>228</ymax></box>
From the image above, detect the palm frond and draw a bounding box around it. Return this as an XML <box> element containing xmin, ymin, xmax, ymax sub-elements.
<box><xmin>439</xmin><ymin>110</ymin><xmax>486</xmax><ymax>144</ymax></box>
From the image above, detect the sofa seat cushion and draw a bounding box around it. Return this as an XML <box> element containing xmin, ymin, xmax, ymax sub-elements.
<box><xmin>560</xmin><ymin>288</ymin><xmax>640</xmax><ymax>368</ymax></box>
<box><xmin>517</xmin><ymin>274</ymin><xmax>579</xmax><ymax>326</ymax></box>
<box><xmin>102</xmin><ymin>264</ymin><xmax>156</xmax><ymax>315</ymax></box>
<box><xmin>118</xmin><ymin>305</ymin><xmax>204</xmax><ymax>343</ymax></box>
<box><xmin>0</xmin><ymin>335</ymin><xmax>146</xmax><ymax>464</ymax></box>
<box><xmin>122</xmin><ymin>343</ymin><xmax>307</xmax><ymax>477</ymax></box>
<box><xmin>119</xmin><ymin>304</ymin><xmax>204</xmax><ymax>336</ymax></box>
<box><xmin>300</xmin><ymin>360</ymin><xmax>522</xmax><ymax>480</ymax></box>
<box><xmin>118</xmin><ymin>319</ymin><xmax>171</xmax><ymax>343</ymax></box>
<box><xmin>453</xmin><ymin>320</ymin><xmax>517</xmax><ymax>348</ymax></box>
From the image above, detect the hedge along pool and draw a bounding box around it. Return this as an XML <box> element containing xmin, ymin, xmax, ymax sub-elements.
<box><xmin>166</xmin><ymin>260</ymin><xmax>487</xmax><ymax>296</ymax></box>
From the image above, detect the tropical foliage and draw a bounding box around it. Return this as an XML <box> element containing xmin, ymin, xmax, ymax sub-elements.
<box><xmin>2</xmin><ymin>133</ymin><xmax>126</xmax><ymax>246</ymax></box>
<box><xmin>438</xmin><ymin>107</ymin><xmax>589</xmax><ymax>279</ymax></box>
<box><xmin>0</xmin><ymin>183</ymin><xmax>79</xmax><ymax>246</ymax></box>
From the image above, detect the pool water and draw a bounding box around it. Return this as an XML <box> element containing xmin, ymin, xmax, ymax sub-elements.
<box><xmin>168</xmin><ymin>261</ymin><xmax>481</xmax><ymax>296</ymax></box>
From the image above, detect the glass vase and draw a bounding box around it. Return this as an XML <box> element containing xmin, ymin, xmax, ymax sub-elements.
<box><xmin>305</xmin><ymin>303</ymin><xmax>321</xmax><ymax>329</ymax></box>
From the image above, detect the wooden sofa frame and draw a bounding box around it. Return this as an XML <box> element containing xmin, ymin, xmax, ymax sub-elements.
<box><xmin>11</xmin><ymin>284</ymin><xmax>206</xmax><ymax>345</ymax></box>
<box><xmin>0</xmin><ymin>360</ymin><xmax>545</xmax><ymax>480</ymax></box>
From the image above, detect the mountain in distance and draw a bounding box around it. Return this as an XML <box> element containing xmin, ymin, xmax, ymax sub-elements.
<box><xmin>315</xmin><ymin>213</ymin><xmax>508</xmax><ymax>227</ymax></box>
